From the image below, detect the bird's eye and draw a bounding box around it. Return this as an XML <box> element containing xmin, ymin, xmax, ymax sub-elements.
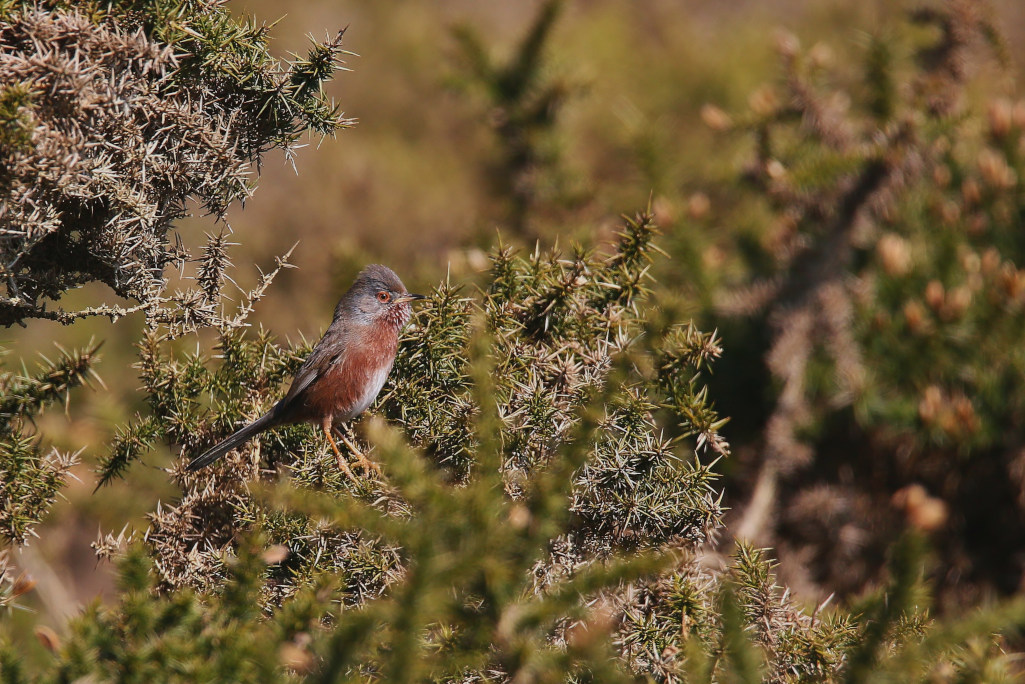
<box><xmin>377</xmin><ymin>291</ymin><xmax>391</xmax><ymax>303</ymax></box>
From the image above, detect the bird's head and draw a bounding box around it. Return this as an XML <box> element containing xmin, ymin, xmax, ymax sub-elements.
<box><xmin>338</xmin><ymin>264</ymin><xmax>425</xmax><ymax>330</ymax></box>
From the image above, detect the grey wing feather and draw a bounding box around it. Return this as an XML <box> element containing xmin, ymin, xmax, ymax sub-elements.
<box><xmin>188</xmin><ymin>327</ymin><xmax>347</xmax><ymax>472</ymax></box>
<box><xmin>280</xmin><ymin>330</ymin><xmax>346</xmax><ymax>405</ymax></box>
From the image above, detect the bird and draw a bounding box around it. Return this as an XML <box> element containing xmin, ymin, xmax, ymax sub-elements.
<box><xmin>186</xmin><ymin>264</ymin><xmax>425</xmax><ymax>479</ymax></box>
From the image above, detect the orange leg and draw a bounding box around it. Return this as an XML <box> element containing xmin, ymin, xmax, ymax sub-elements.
<box><xmin>322</xmin><ymin>418</ymin><xmax>358</xmax><ymax>482</ymax></box>
<box><xmin>337</xmin><ymin>425</ymin><xmax>382</xmax><ymax>477</ymax></box>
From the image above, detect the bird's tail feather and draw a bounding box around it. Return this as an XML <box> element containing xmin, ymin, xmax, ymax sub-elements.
<box><xmin>186</xmin><ymin>412</ymin><xmax>278</xmax><ymax>471</ymax></box>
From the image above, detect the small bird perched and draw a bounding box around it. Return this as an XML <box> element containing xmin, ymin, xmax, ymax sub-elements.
<box><xmin>187</xmin><ymin>264</ymin><xmax>424</xmax><ymax>479</ymax></box>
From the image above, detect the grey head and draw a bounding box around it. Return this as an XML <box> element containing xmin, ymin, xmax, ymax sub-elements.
<box><xmin>334</xmin><ymin>264</ymin><xmax>425</xmax><ymax>328</ymax></box>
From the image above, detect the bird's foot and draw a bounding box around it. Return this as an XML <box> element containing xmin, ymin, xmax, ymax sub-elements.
<box><xmin>335</xmin><ymin>451</ymin><xmax>359</xmax><ymax>483</ymax></box>
<box><xmin>354</xmin><ymin>450</ymin><xmax>383</xmax><ymax>477</ymax></box>
<box><xmin>323</xmin><ymin>424</ymin><xmax>359</xmax><ymax>483</ymax></box>
<box><xmin>338</xmin><ymin>429</ymin><xmax>382</xmax><ymax>477</ymax></box>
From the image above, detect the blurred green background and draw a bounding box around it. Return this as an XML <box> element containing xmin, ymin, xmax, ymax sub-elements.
<box><xmin>6</xmin><ymin>0</ymin><xmax>1025</xmax><ymax>634</ymax></box>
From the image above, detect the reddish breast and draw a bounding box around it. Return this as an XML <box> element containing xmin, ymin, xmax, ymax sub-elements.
<box><xmin>301</xmin><ymin>332</ymin><xmax>398</xmax><ymax>422</ymax></box>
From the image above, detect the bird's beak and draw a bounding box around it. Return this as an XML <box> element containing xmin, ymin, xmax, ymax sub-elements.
<box><xmin>395</xmin><ymin>293</ymin><xmax>427</xmax><ymax>304</ymax></box>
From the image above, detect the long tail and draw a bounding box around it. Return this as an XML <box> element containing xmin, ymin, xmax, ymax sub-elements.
<box><xmin>187</xmin><ymin>412</ymin><xmax>279</xmax><ymax>471</ymax></box>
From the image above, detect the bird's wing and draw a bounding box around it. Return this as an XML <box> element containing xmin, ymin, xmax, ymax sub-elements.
<box><xmin>280</xmin><ymin>331</ymin><xmax>345</xmax><ymax>406</ymax></box>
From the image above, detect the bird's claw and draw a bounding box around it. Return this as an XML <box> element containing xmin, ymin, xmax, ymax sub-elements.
<box><xmin>353</xmin><ymin>450</ymin><xmax>382</xmax><ymax>476</ymax></box>
<box><xmin>335</xmin><ymin>451</ymin><xmax>359</xmax><ymax>483</ymax></box>
<box><xmin>323</xmin><ymin>424</ymin><xmax>359</xmax><ymax>483</ymax></box>
<box><xmin>338</xmin><ymin>429</ymin><xmax>382</xmax><ymax>477</ymax></box>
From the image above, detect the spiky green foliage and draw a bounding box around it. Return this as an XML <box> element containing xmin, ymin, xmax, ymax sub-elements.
<box><xmin>0</xmin><ymin>342</ymin><xmax>101</xmax><ymax>614</ymax></box>
<box><xmin>7</xmin><ymin>1</ymin><xmax>1025</xmax><ymax>680</ymax></box>
<box><xmin>0</xmin><ymin>411</ymin><xmax>714</xmax><ymax>682</ymax></box>
<box><xmin>0</xmin><ymin>0</ymin><xmax>342</xmax><ymax>621</ymax></box>
<box><xmin>3</xmin><ymin>541</ymin><xmax>332</xmax><ymax>683</ymax></box>
<box><xmin>682</xmin><ymin>0</ymin><xmax>1025</xmax><ymax>601</ymax></box>
<box><xmin>9</xmin><ymin>206</ymin><xmax>1016</xmax><ymax>682</ymax></box>
<box><xmin>0</xmin><ymin>0</ymin><xmax>350</xmax><ymax>326</ymax></box>
<box><xmin>6</xmin><ymin>211</ymin><xmax>741</xmax><ymax>681</ymax></box>
<box><xmin>0</xmin><ymin>343</ymin><xmax>101</xmax><ymax>552</ymax></box>
<box><xmin>0</xmin><ymin>83</ymin><xmax>32</xmax><ymax>157</ymax></box>
<box><xmin>13</xmin><ymin>438</ymin><xmax>1025</xmax><ymax>681</ymax></box>
<box><xmin>260</xmin><ymin>379</ymin><xmax>670</xmax><ymax>682</ymax></box>
<box><xmin>839</xmin><ymin>532</ymin><xmax>1025</xmax><ymax>683</ymax></box>
<box><xmin>614</xmin><ymin>544</ymin><xmax>858</xmax><ymax>683</ymax></box>
<box><xmin>92</xmin><ymin>213</ymin><xmax>725</xmax><ymax>598</ymax></box>
<box><xmin>449</xmin><ymin>0</ymin><xmax>579</xmax><ymax>235</ymax></box>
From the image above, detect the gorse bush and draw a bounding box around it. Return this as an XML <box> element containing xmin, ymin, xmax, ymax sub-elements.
<box><xmin>98</xmin><ymin>212</ymin><xmax>727</xmax><ymax>596</ymax></box>
<box><xmin>685</xmin><ymin>0</ymin><xmax>1025</xmax><ymax>602</ymax></box>
<box><xmin>0</xmin><ymin>342</ymin><xmax>101</xmax><ymax>610</ymax></box>
<box><xmin>449</xmin><ymin>0</ymin><xmax>580</xmax><ymax>237</ymax></box>
<box><xmin>9</xmin><ymin>211</ymin><xmax>745</xmax><ymax>681</ymax></box>
<box><xmin>0</xmin><ymin>0</ymin><xmax>348</xmax><ymax>599</ymax></box>
<box><xmin>10</xmin><ymin>213</ymin><xmax>1025</xmax><ymax>682</ymax></box>
<box><xmin>4</xmin><ymin>1</ymin><xmax>1025</xmax><ymax>682</ymax></box>
<box><xmin>0</xmin><ymin>0</ymin><xmax>350</xmax><ymax>327</ymax></box>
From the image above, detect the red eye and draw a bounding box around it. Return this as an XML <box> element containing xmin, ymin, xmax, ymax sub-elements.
<box><xmin>377</xmin><ymin>291</ymin><xmax>391</xmax><ymax>303</ymax></box>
